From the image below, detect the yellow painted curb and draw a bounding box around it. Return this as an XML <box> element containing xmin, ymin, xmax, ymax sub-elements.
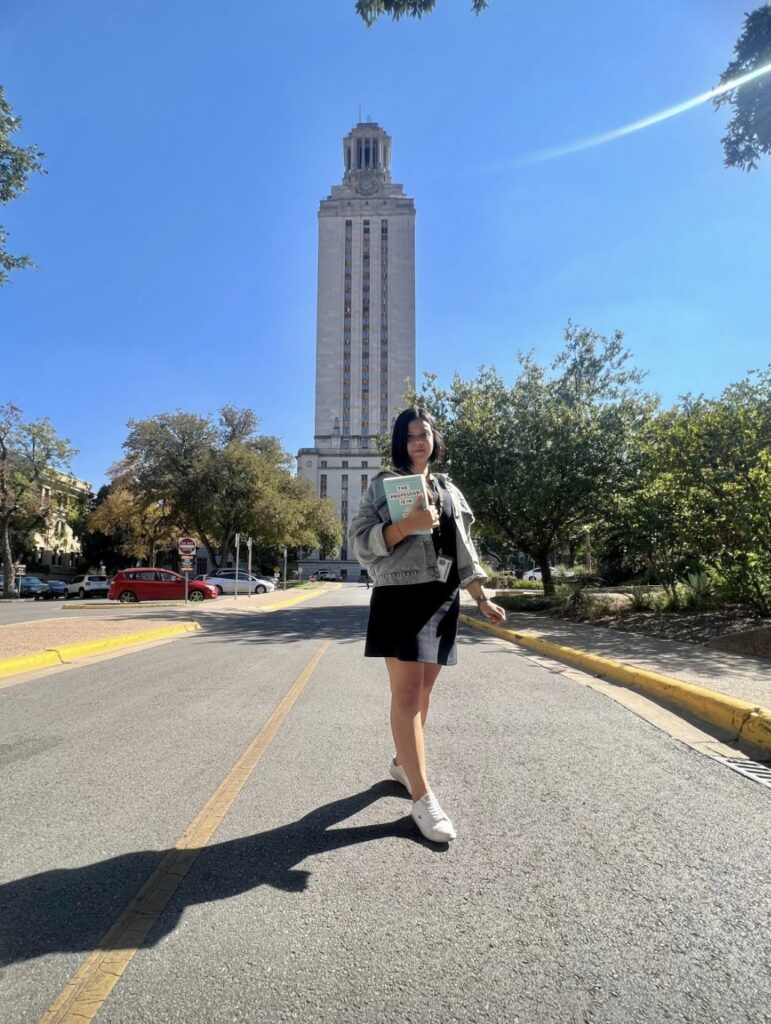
<box><xmin>0</xmin><ymin>622</ymin><xmax>201</xmax><ymax>680</ymax></box>
<box><xmin>55</xmin><ymin>622</ymin><xmax>201</xmax><ymax>661</ymax></box>
<box><xmin>459</xmin><ymin>613</ymin><xmax>771</xmax><ymax>754</ymax></box>
<box><xmin>0</xmin><ymin>649</ymin><xmax>63</xmax><ymax>679</ymax></box>
<box><xmin>256</xmin><ymin>583</ymin><xmax>343</xmax><ymax>613</ymax></box>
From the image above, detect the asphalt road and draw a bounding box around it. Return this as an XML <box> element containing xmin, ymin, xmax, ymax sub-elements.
<box><xmin>2</xmin><ymin>587</ymin><xmax>770</xmax><ymax>1024</ymax></box>
<box><xmin>0</xmin><ymin>598</ymin><xmax>75</xmax><ymax>624</ymax></box>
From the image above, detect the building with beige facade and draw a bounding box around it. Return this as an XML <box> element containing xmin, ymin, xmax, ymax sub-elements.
<box><xmin>298</xmin><ymin>122</ymin><xmax>416</xmax><ymax>579</ymax></box>
<box><xmin>32</xmin><ymin>471</ymin><xmax>92</xmax><ymax>573</ymax></box>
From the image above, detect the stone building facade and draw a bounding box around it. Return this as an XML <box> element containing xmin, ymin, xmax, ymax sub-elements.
<box><xmin>298</xmin><ymin>122</ymin><xmax>416</xmax><ymax>579</ymax></box>
<box><xmin>33</xmin><ymin>471</ymin><xmax>92</xmax><ymax>574</ymax></box>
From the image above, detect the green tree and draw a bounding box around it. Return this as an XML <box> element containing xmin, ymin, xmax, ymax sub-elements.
<box><xmin>608</xmin><ymin>371</ymin><xmax>771</xmax><ymax>613</ymax></box>
<box><xmin>663</xmin><ymin>376</ymin><xmax>771</xmax><ymax>614</ymax></box>
<box><xmin>714</xmin><ymin>6</ymin><xmax>771</xmax><ymax>171</ymax></box>
<box><xmin>412</xmin><ymin>325</ymin><xmax>654</xmax><ymax>595</ymax></box>
<box><xmin>88</xmin><ymin>467</ymin><xmax>181</xmax><ymax>568</ymax></box>
<box><xmin>356</xmin><ymin>0</ymin><xmax>487</xmax><ymax>26</ymax></box>
<box><xmin>75</xmin><ymin>485</ymin><xmax>134</xmax><ymax>573</ymax></box>
<box><xmin>609</xmin><ymin>409</ymin><xmax>699</xmax><ymax>603</ymax></box>
<box><xmin>121</xmin><ymin>406</ymin><xmax>341</xmax><ymax>568</ymax></box>
<box><xmin>0</xmin><ymin>404</ymin><xmax>75</xmax><ymax>595</ymax></box>
<box><xmin>0</xmin><ymin>85</ymin><xmax>46</xmax><ymax>285</ymax></box>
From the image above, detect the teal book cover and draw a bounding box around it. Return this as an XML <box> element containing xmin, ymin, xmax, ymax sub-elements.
<box><xmin>382</xmin><ymin>475</ymin><xmax>431</xmax><ymax>535</ymax></box>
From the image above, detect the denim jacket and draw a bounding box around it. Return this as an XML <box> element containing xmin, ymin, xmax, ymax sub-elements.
<box><xmin>348</xmin><ymin>470</ymin><xmax>488</xmax><ymax>589</ymax></box>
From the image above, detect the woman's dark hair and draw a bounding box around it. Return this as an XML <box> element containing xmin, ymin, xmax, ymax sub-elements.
<box><xmin>391</xmin><ymin>407</ymin><xmax>446</xmax><ymax>471</ymax></box>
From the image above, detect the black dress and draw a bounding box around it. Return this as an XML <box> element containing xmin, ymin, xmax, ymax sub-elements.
<box><xmin>364</xmin><ymin>478</ymin><xmax>461</xmax><ymax>666</ymax></box>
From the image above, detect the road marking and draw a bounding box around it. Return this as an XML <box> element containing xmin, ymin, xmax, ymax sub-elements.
<box><xmin>38</xmin><ymin>640</ymin><xmax>332</xmax><ymax>1024</ymax></box>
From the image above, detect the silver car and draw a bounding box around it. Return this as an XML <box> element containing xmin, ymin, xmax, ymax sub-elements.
<box><xmin>203</xmin><ymin>570</ymin><xmax>276</xmax><ymax>595</ymax></box>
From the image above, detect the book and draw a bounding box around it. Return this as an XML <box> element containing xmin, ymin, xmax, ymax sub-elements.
<box><xmin>382</xmin><ymin>474</ymin><xmax>432</xmax><ymax>536</ymax></box>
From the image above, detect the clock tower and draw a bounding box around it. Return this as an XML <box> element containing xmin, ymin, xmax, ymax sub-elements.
<box><xmin>297</xmin><ymin>122</ymin><xmax>416</xmax><ymax>576</ymax></box>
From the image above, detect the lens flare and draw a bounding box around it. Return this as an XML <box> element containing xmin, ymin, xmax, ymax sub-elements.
<box><xmin>508</xmin><ymin>60</ymin><xmax>771</xmax><ymax>166</ymax></box>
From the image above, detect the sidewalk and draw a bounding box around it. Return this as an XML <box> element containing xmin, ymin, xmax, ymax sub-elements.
<box><xmin>460</xmin><ymin>593</ymin><xmax>771</xmax><ymax>755</ymax></box>
<box><xmin>0</xmin><ymin>585</ymin><xmax>337</xmax><ymax>679</ymax></box>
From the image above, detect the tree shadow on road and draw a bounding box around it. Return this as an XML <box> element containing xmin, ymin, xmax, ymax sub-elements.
<box><xmin>0</xmin><ymin>781</ymin><xmax>442</xmax><ymax>968</ymax></box>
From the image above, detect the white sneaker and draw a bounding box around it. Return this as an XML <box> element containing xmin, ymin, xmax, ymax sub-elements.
<box><xmin>389</xmin><ymin>758</ymin><xmax>412</xmax><ymax>796</ymax></box>
<box><xmin>411</xmin><ymin>792</ymin><xmax>457</xmax><ymax>843</ymax></box>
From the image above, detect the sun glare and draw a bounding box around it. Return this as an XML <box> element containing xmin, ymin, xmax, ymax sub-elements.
<box><xmin>510</xmin><ymin>59</ymin><xmax>771</xmax><ymax>165</ymax></box>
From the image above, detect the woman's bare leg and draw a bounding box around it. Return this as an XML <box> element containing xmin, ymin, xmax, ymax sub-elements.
<box><xmin>420</xmin><ymin>663</ymin><xmax>442</xmax><ymax>726</ymax></box>
<box><xmin>387</xmin><ymin>658</ymin><xmax>430</xmax><ymax>801</ymax></box>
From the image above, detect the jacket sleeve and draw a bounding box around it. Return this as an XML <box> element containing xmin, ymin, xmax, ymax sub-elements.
<box><xmin>453</xmin><ymin>485</ymin><xmax>488</xmax><ymax>589</ymax></box>
<box><xmin>348</xmin><ymin>485</ymin><xmax>389</xmax><ymax>565</ymax></box>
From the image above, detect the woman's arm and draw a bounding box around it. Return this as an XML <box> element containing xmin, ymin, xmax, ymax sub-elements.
<box><xmin>466</xmin><ymin>579</ymin><xmax>507</xmax><ymax>625</ymax></box>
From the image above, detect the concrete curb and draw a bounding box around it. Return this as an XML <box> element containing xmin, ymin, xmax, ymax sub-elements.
<box><xmin>0</xmin><ymin>622</ymin><xmax>202</xmax><ymax>680</ymax></box>
<box><xmin>459</xmin><ymin>613</ymin><xmax>771</xmax><ymax>756</ymax></box>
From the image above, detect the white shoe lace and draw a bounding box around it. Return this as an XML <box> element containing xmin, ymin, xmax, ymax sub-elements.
<box><xmin>421</xmin><ymin>792</ymin><xmax>448</xmax><ymax>824</ymax></box>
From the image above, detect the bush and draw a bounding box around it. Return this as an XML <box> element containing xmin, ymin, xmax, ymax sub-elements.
<box><xmin>486</xmin><ymin>574</ymin><xmax>542</xmax><ymax>590</ymax></box>
<box><xmin>680</xmin><ymin>571</ymin><xmax>713</xmax><ymax>609</ymax></box>
<box><xmin>629</xmin><ymin>585</ymin><xmax>658</xmax><ymax>612</ymax></box>
<box><xmin>496</xmin><ymin>592</ymin><xmax>561</xmax><ymax>613</ymax></box>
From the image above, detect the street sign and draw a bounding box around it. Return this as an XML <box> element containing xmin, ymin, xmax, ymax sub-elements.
<box><xmin>180</xmin><ymin>557</ymin><xmax>194</xmax><ymax>572</ymax></box>
<box><xmin>178</xmin><ymin>537</ymin><xmax>197</xmax><ymax>557</ymax></box>
<box><xmin>14</xmin><ymin>564</ymin><xmax>26</xmax><ymax>576</ymax></box>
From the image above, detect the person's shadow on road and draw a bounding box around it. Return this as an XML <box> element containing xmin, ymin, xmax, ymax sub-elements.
<box><xmin>1</xmin><ymin>781</ymin><xmax>442</xmax><ymax>968</ymax></box>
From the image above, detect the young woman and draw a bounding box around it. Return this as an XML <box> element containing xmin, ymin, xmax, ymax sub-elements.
<box><xmin>349</xmin><ymin>408</ymin><xmax>506</xmax><ymax>843</ymax></box>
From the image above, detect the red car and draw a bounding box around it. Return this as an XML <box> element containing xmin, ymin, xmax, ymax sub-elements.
<box><xmin>108</xmin><ymin>569</ymin><xmax>219</xmax><ymax>603</ymax></box>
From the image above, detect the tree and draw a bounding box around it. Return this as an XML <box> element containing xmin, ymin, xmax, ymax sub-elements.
<box><xmin>658</xmin><ymin>375</ymin><xmax>771</xmax><ymax>614</ymax></box>
<box><xmin>608</xmin><ymin>409</ymin><xmax>701</xmax><ymax>603</ymax></box>
<box><xmin>75</xmin><ymin>485</ymin><xmax>133</xmax><ymax>573</ymax></box>
<box><xmin>0</xmin><ymin>404</ymin><xmax>75</xmax><ymax>595</ymax></box>
<box><xmin>713</xmin><ymin>6</ymin><xmax>771</xmax><ymax>170</ymax></box>
<box><xmin>0</xmin><ymin>85</ymin><xmax>46</xmax><ymax>285</ymax></box>
<box><xmin>412</xmin><ymin>325</ymin><xmax>654</xmax><ymax>595</ymax></box>
<box><xmin>120</xmin><ymin>406</ymin><xmax>342</xmax><ymax>568</ymax></box>
<box><xmin>88</xmin><ymin>468</ymin><xmax>181</xmax><ymax>568</ymax></box>
<box><xmin>356</xmin><ymin>0</ymin><xmax>487</xmax><ymax>25</ymax></box>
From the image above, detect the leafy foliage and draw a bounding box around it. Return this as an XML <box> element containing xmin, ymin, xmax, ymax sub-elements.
<box><xmin>608</xmin><ymin>369</ymin><xmax>771</xmax><ymax>614</ymax></box>
<box><xmin>714</xmin><ymin>6</ymin><xmax>771</xmax><ymax>170</ymax></box>
<box><xmin>356</xmin><ymin>0</ymin><xmax>487</xmax><ymax>26</ymax></box>
<box><xmin>0</xmin><ymin>85</ymin><xmax>46</xmax><ymax>285</ymax></box>
<box><xmin>411</xmin><ymin>324</ymin><xmax>653</xmax><ymax>594</ymax></box>
<box><xmin>109</xmin><ymin>406</ymin><xmax>341</xmax><ymax>568</ymax></box>
<box><xmin>0</xmin><ymin>404</ymin><xmax>75</xmax><ymax>594</ymax></box>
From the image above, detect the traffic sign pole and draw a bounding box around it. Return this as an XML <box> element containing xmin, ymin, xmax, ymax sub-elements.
<box><xmin>234</xmin><ymin>533</ymin><xmax>240</xmax><ymax>599</ymax></box>
<box><xmin>178</xmin><ymin>539</ymin><xmax>197</xmax><ymax>604</ymax></box>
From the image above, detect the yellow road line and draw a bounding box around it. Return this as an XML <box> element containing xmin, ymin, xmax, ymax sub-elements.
<box><xmin>38</xmin><ymin>640</ymin><xmax>332</xmax><ymax>1024</ymax></box>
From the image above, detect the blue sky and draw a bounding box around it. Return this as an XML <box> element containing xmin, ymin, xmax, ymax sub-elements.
<box><xmin>2</xmin><ymin>0</ymin><xmax>768</xmax><ymax>488</ymax></box>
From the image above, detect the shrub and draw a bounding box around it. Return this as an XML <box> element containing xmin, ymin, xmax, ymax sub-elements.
<box><xmin>496</xmin><ymin>592</ymin><xmax>561</xmax><ymax>613</ymax></box>
<box><xmin>681</xmin><ymin>570</ymin><xmax>713</xmax><ymax>609</ymax></box>
<box><xmin>488</xmin><ymin>575</ymin><xmax>542</xmax><ymax>590</ymax></box>
<box><xmin>630</xmin><ymin>585</ymin><xmax>656</xmax><ymax>611</ymax></box>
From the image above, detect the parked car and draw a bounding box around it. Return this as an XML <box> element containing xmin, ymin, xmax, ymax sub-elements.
<box><xmin>19</xmin><ymin>576</ymin><xmax>48</xmax><ymax>598</ymax></box>
<box><xmin>203</xmin><ymin>570</ymin><xmax>276</xmax><ymax>595</ymax></box>
<box><xmin>108</xmin><ymin>569</ymin><xmax>219</xmax><ymax>603</ymax></box>
<box><xmin>36</xmin><ymin>580</ymin><xmax>68</xmax><ymax>600</ymax></box>
<box><xmin>523</xmin><ymin>567</ymin><xmax>555</xmax><ymax>582</ymax></box>
<box><xmin>316</xmin><ymin>570</ymin><xmax>337</xmax><ymax>581</ymax></box>
<box><xmin>65</xmin><ymin>574</ymin><xmax>110</xmax><ymax>599</ymax></box>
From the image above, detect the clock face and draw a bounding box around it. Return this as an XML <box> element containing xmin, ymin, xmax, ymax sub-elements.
<box><xmin>355</xmin><ymin>170</ymin><xmax>380</xmax><ymax>196</ymax></box>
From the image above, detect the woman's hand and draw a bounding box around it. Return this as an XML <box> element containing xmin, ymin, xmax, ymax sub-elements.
<box><xmin>478</xmin><ymin>598</ymin><xmax>507</xmax><ymax>625</ymax></box>
<box><xmin>401</xmin><ymin>495</ymin><xmax>439</xmax><ymax>535</ymax></box>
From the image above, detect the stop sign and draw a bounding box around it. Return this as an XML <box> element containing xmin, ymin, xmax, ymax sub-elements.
<box><xmin>178</xmin><ymin>537</ymin><xmax>197</xmax><ymax>557</ymax></box>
